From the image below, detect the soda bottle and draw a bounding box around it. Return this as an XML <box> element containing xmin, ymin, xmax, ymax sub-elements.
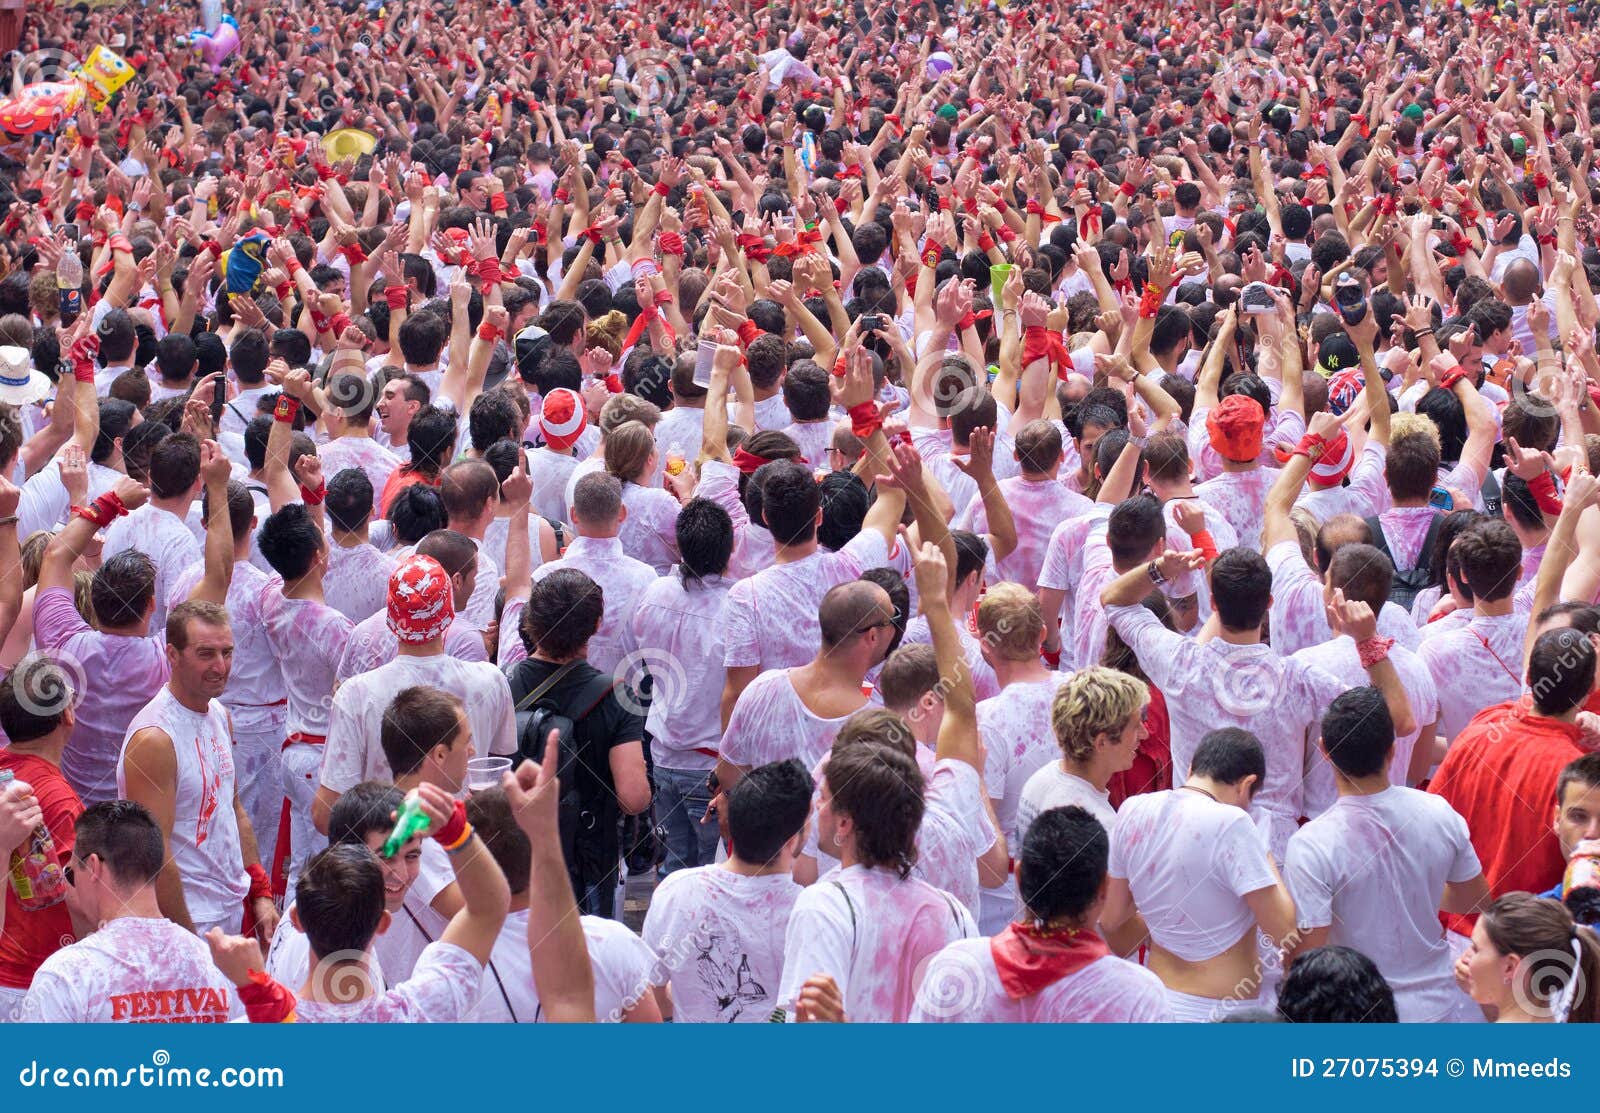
<box><xmin>380</xmin><ymin>789</ymin><xmax>433</xmax><ymax>859</ymax></box>
<box><xmin>56</xmin><ymin>242</ymin><xmax>83</xmax><ymax>327</ymax></box>
<box><xmin>0</xmin><ymin>769</ymin><xmax>67</xmax><ymax>912</ymax></box>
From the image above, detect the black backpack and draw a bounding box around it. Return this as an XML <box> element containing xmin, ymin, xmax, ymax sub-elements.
<box><xmin>511</xmin><ymin>661</ymin><xmax>620</xmax><ymax>908</ymax></box>
<box><xmin>1365</xmin><ymin>513</ymin><xmax>1443</xmax><ymax>613</ymax></box>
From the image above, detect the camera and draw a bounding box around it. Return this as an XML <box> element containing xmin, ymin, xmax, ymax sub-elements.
<box><xmin>859</xmin><ymin>314</ymin><xmax>884</xmax><ymax>333</ymax></box>
<box><xmin>1239</xmin><ymin>282</ymin><xmax>1278</xmax><ymax>314</ymax></box>
<box><xmin>1334</xmin><ymin>280</ymin><xmax>1368</xmax><ymax>326</ymax></box>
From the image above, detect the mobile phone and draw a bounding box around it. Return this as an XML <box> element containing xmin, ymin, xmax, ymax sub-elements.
<box><xmin>1239</xmin><ymin>282</ymin><xmax>1278</xmax><ymax>314</ymax></box>
<box><xmin>60</xmin><ymin>223</ymin><xmax>80</xmax><ymax>244</ymax></box>
<box><xmin>1428</xmin><ymin>486</ymin><xmax>1454</xmax><ymax>512</ymax></box>
<box><xmin>211</xmin><ymin>376</ymin><xmax>226</xmax><ymax>433</ymax></box>
<box><xmin>1334</xmin><ymin>281</ymin><xmax>1368</xmax><ymax>326</ymax></box>
<box><xmin>693</xmin><ymin>337</ymin><xmax>718</xmax><ymax>389</ymax></box>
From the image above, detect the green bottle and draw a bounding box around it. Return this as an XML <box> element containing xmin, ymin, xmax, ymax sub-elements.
<box><xmin>381</xmin><ymin>791</ymin><xmax>431</xmax><ymax>859</ymax></box>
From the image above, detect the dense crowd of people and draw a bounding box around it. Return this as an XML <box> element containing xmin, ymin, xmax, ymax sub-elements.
<box><xmin>0</xmin><ymin>0</ymin><xmax>1599</xmax><ymax>1023</ymax></box>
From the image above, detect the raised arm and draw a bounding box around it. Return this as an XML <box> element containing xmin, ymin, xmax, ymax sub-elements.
<box><xmin>913</xmin><ymin>541</ymin><xmax>980</xmax><ymax>772</ymax></box>
<box><xmin>187</xmin><ymin>441</ymin><xmax>236</xmax><ymax>606</ymax></box>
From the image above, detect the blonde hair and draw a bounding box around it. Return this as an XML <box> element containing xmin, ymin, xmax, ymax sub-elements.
<box><xmin>603</xmin><ymin>420</ymin><xmax>656</xmax><ymax>483</ymax></box>
<box><xmin>1389</xmin><ymin>411</ymin><xmax>1441</xmax><ymax>451</ymax></box>
<box><xmin>586</xmin><ymin>310</ymin><xmax>629</xmax><ymax>358</ymax></box>
<box><xmin>598</xmin><ymin>392</ymin><xmax>660</xmax><ymax>434</ymax></box>
<box><xmin>1050</xmin><ymin>666</ymin><xmax>1148</xmax><ymax>764</ymax></box>
<box><xmin>976</xmin><ymin>583</ymin><xmax>1044</xmax><ymax>661</ymax></box>
<box><xmin>19</xmin><ymin>530</ymin><xmax>50</xmax><ymax>589</ymax></box>
<box><xmin>72</xmin><ymin>570</ymin><xmax>95</xmax><ymax>626</ymax></box>
<box><xmin>832</xmin><ymin>706</ymin><xmax>917</xmax><ymax>758</ymax></box>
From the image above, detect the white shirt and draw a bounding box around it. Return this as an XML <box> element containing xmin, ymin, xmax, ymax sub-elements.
<box><xmin>1195</xmin><ymin>467</ymin><xmax>1281</xmax><ymax>552</ymax></box>
<box><xmin>978</xmin><ymin>675</ymin><xmax>1071</xmax><ymax>848</ymax></box>
<box><xmin>776</xmin><ymin>864</ymin><xmax>976</xmax><ymax>1023</ymax></box>
<box><xmin>911</xmin><ymin>942</ymin><xmax>1172</xmax><ymax>1022</ymax></box>
<box><xmin>527</xmin><ymin>447</ymin><xmax>581</xmax><ymax>525</ymax></box>
<box><xmin>720</xmin><ymin>668</ymin><xmax>857</xmax><ymax>772</ymax></box>
<box><xmin>531</xmin><ymin>535</ymin><xmax>658</xmax><ymax>676</ymax></box>
<box><xmin>17</xmin><ymin>456</ymin><xmax>120</xmax><ymax>540</ymax></box>
<box><xmin>1109</xmin><ymin>789</ymin><xmax>1277</xmax><ymax>963</ymax></box>
<box><xmin>321</xmin><ymin>653</ymin><xmax>517</xmax><ymax>792</ymax></box>
<box><xmin>958</xmin><ymin>477</ymin><xmax>1093</xmax><ymax>595</ymax></box>
<box><xmin>631</xmin><ymin>572</ymin><xmax>734</xmax><ymax>770</ymax></box>
<box><xmin>618</xmin><ymin>483</ymin><xmax>682</xmax><ymax>575</ymax></box>
<box><xmin>22</xmin><ymin>916</ymin><xmax>242</xmax><ymax>1022</ymax></box>
<box><xmin>1417</xmin><ymin>611</ymin><xmax>1526</xmax><ymax>744</ymax></box>
<box><xmin>293</xmin><ymin>941</ymin><xmax>483</xmax><ymax>1022</ymax></box>
<box><xmin>261</xmin><ymin>591</ymin><xmax>353</xmax><ymax>738</ymax></box>
<box><xmin>1017</xmin><ymin>764</ymin><xmax>1117</xmax><ymax>839</ymax></box>
<box><xmin>641</xmin><ymin>867</ymin><xmax>800</xmax><ymax>1023</ymax></box>
<box><xmin>317</xmin><ymin>436</ymin><xmax>402</xmax><ymax>500</ymax></box>
<box><xmin>1285</xmin><ymin>787</ymin><xmax>1481</xmax><ymax>1022</ymax></box>
<box><xmin>1265</xmin><ymin>540</ymin><xmax>1422</xmax><ymax>658</ymax></box>
<box><xmin>323</xmin><ymin>540</ymin><xmax>395</xmax><ymax>625</ymax></box>
<box><xmin>469</xmin><ymin>912</ymin><xmax>657</xmax><ymax>1023</ymax></box>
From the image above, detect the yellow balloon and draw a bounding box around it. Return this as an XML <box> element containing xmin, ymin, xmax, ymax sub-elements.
<box><xmin>322</xmin><ymin>128</ymin><xmax>378</xmax><ymax>163</ymax></box>
<box><xmin>77</xmin><ymin>46</ymin><xmax>134</xmax><ymax>112</ymax></box>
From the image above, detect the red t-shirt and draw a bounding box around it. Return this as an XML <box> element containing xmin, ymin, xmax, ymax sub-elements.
<box><xmin>1427</xmin><ymin>696</ymin><xmax>1585</xmax><ymax>935</ymax></box>
<box><xmin>1108</xmin><ymin>685</ymin><xmax>1172</xmax><ymax>811</ymax></box>
<box><xmin>378</xmin><ymin>467</ymin><xmax>440</xmax><ymax>516</ymax></box>
<box><xmin>0</xmin><ymin>751</ymin><xmax>81</xmax><ymax>989</ymax></box>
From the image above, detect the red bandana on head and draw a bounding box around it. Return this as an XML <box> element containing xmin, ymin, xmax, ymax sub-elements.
<box><xmin>387</xmin><ymin>555</ymin><xmax>455</xmax><ymax>645</ymax></box>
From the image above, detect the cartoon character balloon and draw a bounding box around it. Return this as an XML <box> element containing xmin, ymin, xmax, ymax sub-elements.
<box><xmin>222</xmin><ymin>229</ymin><xmax>271</xmax><ymax>295</ymax></box>
<box><xmin>77</xmin><ymin>46</ymin><xmax>134</xmax><ymax>111</ymax></box>
<box><xmin>0</xmin><ymin>81</ymin><xmax>84</xmax><ymax>136</ymax></box>
<box><xmin>181</xmin><ymin>14</ymin><xmax>241</xmax><ymax>73</ymax></box>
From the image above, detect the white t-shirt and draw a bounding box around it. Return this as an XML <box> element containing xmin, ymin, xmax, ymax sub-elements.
<box><xmin>531</xmin><ymin>535</ymin><xmax>659</xmax><ymax>675</ymax></box>
<box><xmin>910</xmin><ymin>941</ymin><xmax>1173</xmax><ymax>1022</ymax></box>
<box><xmin>776</xmin><ymin>864</ymin><xmax>976</xmax><ymax>1023</ymax></box>
<box><xmin>292</xmin><ymin>940</ymin><xmax>482</xmax><ymax>1022</ymax></box>
<box><xmin>1016</xmin><ymin>764</ymin><xmax>1117</xmax><ymax>839</ymax></box>
<box><xmin>22</xmin><ymin>916</ymin><xmax>242</xmax><ymax>1022</ymax></box>
<box><xmin>469</xmin><ymin>912</ymin><xmax>657</xmax><ymax>1023</ymax></box>
<box><xmin>103</xmin><ymin>501</ymin><xmax>201</xmax><ymax>633</ymax></box>
<box><xmin>1284</xmin><ymin>787</ymin><xmax>1481</xmax><ymax>1022</ymax></box>
<box><xmin>265</xmin><ymin>908</ymin><xmax>389</xmax><ymax>991</ymax></box>
<box><xmin>719</xmin><ymin>669</ymin><xmax>858</xmax><ymax>772</ymax></box>
<box><xmin>641</xmin><ymin>866</ymin><xmax>801</xmax><ymax>1023</ymax></box>
<box><xmin>321</xmin><ymin>654</ymin><xmax>516</xmax><ymax>792</ymax></box>
<box><xmin>631</xmin><ymin>572</ymin><xmax>735</xmax><ymax>770</ymax></box>
<box><xmin>1108</xmin><ymin>789</ymin><xmax>1277</xmax><ymax>963</ymax></box>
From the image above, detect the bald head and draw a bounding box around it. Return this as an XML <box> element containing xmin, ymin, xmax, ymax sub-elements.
<box><xmin>818</xmin><ymin>580</ymin><xmax>893</xmax><ymax>649</ymax></box>
<box><xmin>1502</xmin><ymin>258</ymin><xmax>1541</xmax><ymax>305</ymax></box>
<box><xmin>1314</xmin><ymin>513</ymin><xmax>1374</xmax><ymax>573</ymax></box>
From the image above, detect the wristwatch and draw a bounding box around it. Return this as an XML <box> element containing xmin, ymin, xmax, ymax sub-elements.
<box><xmin>1147</xmin><ymin>560</ymin><xmax>1167</xmax><ymax>587</ymax></box>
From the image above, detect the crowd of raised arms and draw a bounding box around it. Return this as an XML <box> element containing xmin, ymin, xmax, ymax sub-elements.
<box><xmin>0</xmin><ymin>0</ymin><xmax>1599</xmax><ymax>1025</ymax></box>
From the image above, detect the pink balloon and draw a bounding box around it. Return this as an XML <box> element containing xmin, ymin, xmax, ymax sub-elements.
<box><xmin>189</xmin><ymin>15</ymin><xmax>240</xmax><ymax>73</ymax></box>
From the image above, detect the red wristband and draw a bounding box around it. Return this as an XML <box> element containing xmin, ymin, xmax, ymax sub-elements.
<box><xmin>238</xmin><ymin>970</ymin><xmax>298</xmax><ymax>1024</ymax></box>
<box><xmin>489</xmin><ymin>192</ymin><xmax>508</xmax><ymax>213</ymax></box>
<box><xmin>1527</xmin><ymin>469</ymin><xmax>1565</xmax><ymax>516</ymax></box>
<box><xmin>1438</xmin><ymin>365</ymin><xmax>1468</xmax><ymax>391</ymax></box>
<box><xmin>653</xmin><ymin>180</ymin><xmax>671</xmax><ymax>197</ymax></box>
<box><xmin>274</xmin><ymin>395</ymin><xmax>301</xmax><ymax>423</ymax></box>
<box><xmin>475</xmin><ymin>257</ymin><xmax>501</xmax><ymax>285</ymax></box>
<box><xmin>477</xmin><ymin>322</ymin><xmax>505</xmax><ymax>342</ymax></box>
<box><xmin>246</xmin><ymin>863</ymin><xmax>272</xmax><ymax>902</ymax></box>
<box><xmin>384</xmin><ymin>285</ymin><xmax>408</xmax><ymax>311</ymax></box>
<box><xmin>1356</xmin><ymin>635</ymin><xmax>1395</xmax><ymax>668</ymax></box>
<box><xmin>299</xmin><ymin>482</ymin><xmax>327</xmax><ymax>507</ymax></box>
<box><xmin>848</xmin><ymin>400</ymin><xmax>882</xmax><ymax>439</ymax></box>
<box><xmin>431</xmin><ymin>799</ymin><xmax>469</xmax><ymax>849</ymax></box>
<box><xmin>1190</xmin><ymin>529</ymin><xmax>1219</xmax><ymax>562</ymax></box>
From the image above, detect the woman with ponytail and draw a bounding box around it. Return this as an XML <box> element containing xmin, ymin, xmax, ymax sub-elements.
<box><xmin>1456</xmin><ymin>892</ymin><xmax>1600</xmax><ymax>1023</ymax></box>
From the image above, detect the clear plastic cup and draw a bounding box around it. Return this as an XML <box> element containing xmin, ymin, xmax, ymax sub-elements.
<box><xmin>465</xmin><ymin>757</ymin><xmax>513</xmax><ymax>795</ymax></box>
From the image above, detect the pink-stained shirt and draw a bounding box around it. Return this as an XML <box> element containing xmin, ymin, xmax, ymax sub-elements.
<box><xmin>335</xmin><ymin>611</ymin><xmax>488</xmax><ymax>683</ymax></box>
<box><xmin>1194</xmin><ymin>466</ymin><xmax>1281</xmax><ymax>552</ymax></box>
<box><xmin>721</xmin><ymin>530</ymin><xmax>889</xmax><ymax>671</ymax></box>
<box><xmin>1187</xmin><ymin>404</ymin><xmax>1305</xmax><ymax>482</ymax></box>
<box><xmin>777</xmin><ymin>864</ymin><xmax>976</xmax><ymax>1023</ymax></box>
<box><xmin>910</xmin><ymin>943</ymin><xmax>1172</xmax><ymax>1022</ymax></box>
<box><xmin>1105</xmin><ymin>603</ymin><xmax>1348</xmax><ymax>859</ymax></box>
<box><xmin>977</xmin><ymin>675</ymin><xmax>1071</xmax><ymax>848</ymax></box>
<box><xmin>33</xmin><ymin>587</ymin><xmax>169</xmax><ymax>805</ymax></box>
<box><xmin>1375</xmin><ymin>505</ymin><xmax>1442</xmax><ymax>572</ymax></box>
<box><xmin>781</xmin><ymin>420</ymin><xmax>835</xmax><ymax>468</ymax></box>
<box><xmin>102</xmin><ymin>502</ymin><xmax>202</xmax><ymax>633</ymax></box>
<box><xmin>1295</xmin><ymin>442</ymin><xmax>1391</xmax><ymax>522</ymax></box>
<box><xmin>1264</xmin><ymin>541</ymin><xmax>1422</xmax><ymax>658</ymax></box>
<box><xmin>531</xmin><ymin>535</ymin><xmax>659</xmax><ymax>676</ymax></box>
<box><xmin>322</xmin><ymin>540</ymin><xmax>395</xmax><ymax>625</ymax></box>
<box><xmin>293</xmin><ymin>941</ymin><xmax>484</xmax><ymax>1023</ymax></box>
<box><xmin>165</xmin><ymin>559</ymin><xmax>288</xmax><ymax>739</ymax></box>
<box><xmin>719</xmin><ymin>668</ymin><xmax>859</xmax><ymax>772</ymax></box>
<box><xmin>322</xmin><ymin>652</ymin><xmax>517</xmax><ymax>792</ymax></box>
<box><xmin>631</xmin><ymin>572</ymin><xmax>735</xmax><ymax>770</ymax></box>
<box><xmin>1417</xmin><ymin>611</ymin><xmax>1527</xmax><ymax>744</ymax></box>
<box><xmin>1067</xmin><ymin>509</ymin><xmax>1118</xmax><ymax>671</ymax></box>
<box><xmin>692</xmin><ymin>460</ymin><xmax>775</xmax><ymax>581</ymax></box>
<box><xmin>21</xmin><ymin>917</ymin><xmax>241</xmax><ymax>1023</ymax></box>
<box><xmin>527</xmin><ymin>447</ymin><xmax>582</xmax><ymax>525</ymax></box>
<box><xmin>1037</xmin><ymin>513</ymin><xmax>1097</xmax><ymax>663</ymax></box>
<box><xmin>261</xmin><ymin>592</ymin><xmax>354</xmax><ymax>738</ymax></box>
<box><xmin>900</xmin><ymin>615</ymin><xmax>1000</xmax><ymax>701</ymax></box>
<box><xmin>316</xmin><ymin>436</ymin><xmax>402</xmax><ymax>502</ymax></box>
<box><xmin>958</xmin><ymin>477</ymin><xmax>1093</xmax><ymax>594</ymax></box>
<box><xmin>1291</xmin><ymin>638</ymin><xmax>1440</xmax><ymax>817</ymax></box>
<box><xmin>619</xmin><ymin>482</ymin><xmax>683</xmax><ymax>575</ymax></box>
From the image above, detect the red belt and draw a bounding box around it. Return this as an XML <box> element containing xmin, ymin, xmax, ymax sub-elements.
<box><xmin>692</xmin><ymin>747</ymin><xmax>719</xmax><ymax>760</ymax></box>
<box><xmin>280</xmin><ymin>732</ymin><xmax>327</xmax><ymax>751</ymax></box>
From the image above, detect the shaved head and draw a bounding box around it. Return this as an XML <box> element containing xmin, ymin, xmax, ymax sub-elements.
<box><xmin>818</xmin><ymin>580</ymin><xmax>893</xmax><ymax>649</ymax></box>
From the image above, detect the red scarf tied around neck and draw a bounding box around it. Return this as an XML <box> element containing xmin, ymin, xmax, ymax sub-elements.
<box><xmin>989</xmin><ymin>920</ymin><xmax>1110</xmax><ymax>999</ymax></box>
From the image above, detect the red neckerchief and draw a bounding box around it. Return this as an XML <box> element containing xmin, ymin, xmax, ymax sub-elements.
<box><xmin>989</xmin><ymin>920</ymin><xmax>1110</xmax><ymax>1000</ymax></box>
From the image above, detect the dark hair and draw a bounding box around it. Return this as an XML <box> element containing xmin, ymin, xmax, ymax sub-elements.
<box><xmin>1325</xmin><ymin>543</ymin><xmax>1393</xmax><ymax>614</ymax></box>
<box><xmin>74</xmin><ymin>800</ymin><xmax>165</xmax><ymax>886</ymax></box>
<box><xmin>466</xmin><ymin>787</ymin><xmax>532</xmax><ymax>894</ymax></box>
<box><xmin>294</xmin><ymin>844</ymin><xmax>386</xmax><ymax>961</ymax></box>
<box><xmin>91</xmin><ymin>550</ymin><xmax>156</xmax><ymax>627</ymax></box>
<box><xmin>1210</xmin><ymin>548</ymin><xmax>1272</xmax><ymax>631</ymax></box>
<box><xmin>1319</xmin><ymin>687</ymin><xmax>1394</xmax><ymax>779</ymax></box>
<box><xmin>1528</xmin><ymin>628</ymin><xmax>1597</xmax><ymax>717</ymax></box>
<box><xmin>1558</xmin><ymin>752</ymin><xmax>1600</xmax><ymax>807</ymax></box>
<box><xmin>781</xmin><ymin>360</ymin><xmax>832</xmax><ymax>421</ymax></box>
<box><xmin>397</xmin><ymin>312</ymin><xmax>448</xmax><ymax>366</ymax></box>
<box><xmin>380</xmin><ymin>685</ymin><xmax>467</xmax><ymax>778</ymax></box>
<box><xmin>326</xmin><ymin>468</ymin><xmax>375</xmax><ymax>533</ymax></box>
<box><xmin>155</xmin><ymin>333</ymin><xmax>197</xmax><ymax>383</ymax></box>
<box><xmin>825</xmin><ymin>741</ymin><xmax>923</xmax><ymax>878</ymax></box>
<box><xmin>817</xmin><ymin>470</ymin><xmax>869</xmax><ymax>551</ymax></box>
<box><xmin>755</xmin><ymin>460</ymin><xmax>820</xmax><ymax>545</ymax></box>
<box><xmin>229</xmin><ymin>328</ymin><xmax>270</xmax><ymax>384</ymax></box>
<box><xmin>92</xmin><ymin>399</ymin><xmax>137</xmax><ymax>465</ymax></box>
<box><xmin>257</xmin><ymin>502</ymin><xmax>326</xmax><ymax>581</ymax></box>
<box><xmin>1107</xmin><ymin>495</ymin><xmax>1166</xmax><ymax>566</ymax></box>
<box><xmin>1277</xmin><ymin>946</ymin><xmax>1399</xmax><ymax>1022</ymax></box>
<box><xmin>676</xmin><ymin>497</ymin><xmax>733</xmax><ymax>582</ymax></box>
<box><xmin>1190</xmin><ymin>727</ymin><xmax>1266</xmax><ymax>789</ymax></box>
<box><xmin>1018</xmin><ymin>806</ymin><xmax>1108</xmax><ymax>924</ymax></box>
<box><xmin>0</xmin><ymin>655</ymin><xmax>74</xmax><ymax>742</ymax></box>
<box><xmin>520</xmin><ymin>568</ymin><xmax>603</xmax><ymax>659</ymax></box>
<box><xmin>1478</xmin><ymin>893</ymin><xmax>1600</xmax><ymax>1023</ymax></box>
<box><xmin>406</xmin><ymin>406</ymin><xmax>459</xmax><ymax>477</ymax></box>
<box><xmin>726</xmin><ymin>759</ymin><xmax>814</xmax><ymax>865</ymax></box>
<box><xmin>386</xmin><ymin>483</ymin><xmax>447</xmax><ymax>545</ymax></box>
<box><xmin>439</xmin><ymin>459</ymin><xmax>499</xmax><ymax>523</ymax></box>
<box><xmin>329</xmin><ymin>782</ymin><xmax>405</xmax><ymax>847</ymax></box>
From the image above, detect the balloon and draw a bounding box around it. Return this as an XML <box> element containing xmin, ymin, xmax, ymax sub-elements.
<box><xmin>180</xmin><ymin>14</ymin><xmax>241</xmax><ymax>73</ymax></box>
<box><xmin>925</xmin><ymin>51</ymin><xmax>955</xmax><ymax>80</ymax></box>
<box><xmin>0</xmin><ymin>81</ymin><xmax>84</xmax><ymax>136</ymax></box>
<box><xmin>77</xmin><ymin>46</ymin><xmax>134</xmax><ymax>112</ymax></box>
<box><xmin>200</xmin><ymin>0</ymin><xmax>223</xmax><ymax>34</ymax></box>
<box><xmin>222</xmin><ymin>230</ymin><xmax>271</xmax><ymax>296</ymax></box>
<box><xmin>323</xmin><ymin>128</ymin><xmax>377</xmax><ymax>163</ymax></box>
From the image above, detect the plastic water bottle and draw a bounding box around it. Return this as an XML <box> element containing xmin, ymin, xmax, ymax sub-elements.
<box><xmin>0</xmin><ymin>769</ymin><xmax>67</xmax><ymax>912</ymax></box>
<box><xmin>380</xmin><ymin>789</ymin><xmax>432</xmax><ymax>859</ymax></box>
<box><xmin>56</xmin><ymin>245</ymin><xmax>82</xmax><ymax>327</ymax></box>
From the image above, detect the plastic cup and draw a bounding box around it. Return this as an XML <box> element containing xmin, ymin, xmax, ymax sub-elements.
<box><xmin>465</xmin><ymin>757</ymin><xmax>513</xmax><ymax>795</ymax></box>
<box><xmin>989</xmin><ymin>263</ymin><xmax>1014</xmax><ymax>305</ymax></box>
